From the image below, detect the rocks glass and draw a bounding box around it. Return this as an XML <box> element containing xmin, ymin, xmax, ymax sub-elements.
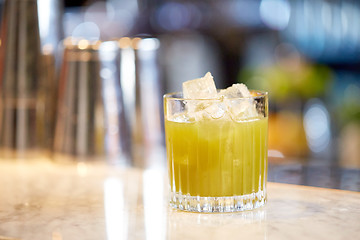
<box><xmin>164</xmin><ymin>91</ymin><xmax>268</xmax><ymax>212</ymax></box>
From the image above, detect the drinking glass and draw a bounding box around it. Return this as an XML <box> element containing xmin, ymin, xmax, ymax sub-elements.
<box><xmin>164</xmin><ymin>91</ymin><xmax>268</xmax><ymax>212</ymax></box>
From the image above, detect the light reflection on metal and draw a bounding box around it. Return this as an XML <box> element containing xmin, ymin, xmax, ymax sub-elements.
<box><xmin>120</xmin><ymin>45</ymin><xmax>136</xmax><ymax>133</ymax></box>
<box><xmin>119</xmin><ymin>37</ymin><xmax>164</xmax><ymax>168</ymax></box>
<box><xmin>100</xmin><ymin>41</ymin><xmax>130</xmax><ymax>164</ymax></box>
<box><xmin>37</xmin><ymin>0</ymin><xmax>63</xmax><ymax>57</ymax></box>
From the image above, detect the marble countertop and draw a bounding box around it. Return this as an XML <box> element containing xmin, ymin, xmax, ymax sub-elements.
<box><xmin>0</xmin><ymin>161</ymin><xmax>359</xmax><ymax>240</ymax></box>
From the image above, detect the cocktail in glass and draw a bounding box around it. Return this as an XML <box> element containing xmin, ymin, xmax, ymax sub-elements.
<box><xmin>164</xmin><ymin>91</ymin><xmax>268</xmax><ymax>212</ymax></box>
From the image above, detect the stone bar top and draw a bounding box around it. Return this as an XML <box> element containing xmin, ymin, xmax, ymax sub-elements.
<box><xmin>0</xmin><ymin>161</ymin><xmax>359</xmax><ymax>240</ymax></box>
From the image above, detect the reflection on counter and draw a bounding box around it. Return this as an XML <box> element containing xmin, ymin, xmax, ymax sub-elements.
<box><xmin>143</xmin><ymin>170</ymin><xmax>167</xmax><ymax>240</ymax></box>
<box><xmin>102</xmin><ymin>168</ymin><xmax>167</xmax><ymax>240</ymax></box>
<box><xmin>104</xmin><ymin>178</ymin><xmax>128</xmax><ymax>240</ymax></box>
<box><xmin>167</xmin><ymin>209</ymin><xmax>267</xmax><ymax>240</ymax></box>
<box><xmin>0</xmin><ymin>161</ymin><xmax>359</xmax><ymax>240</ymax></box>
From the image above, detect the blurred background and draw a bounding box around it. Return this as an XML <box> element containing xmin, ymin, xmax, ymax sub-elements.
<box><xmin>0</xmin><ymin>0</ymin><xmax>359</xmax><ymax>190</ymax></box>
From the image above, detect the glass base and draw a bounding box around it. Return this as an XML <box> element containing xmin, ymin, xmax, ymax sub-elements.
<box><xmin>170</xmin><ymin>189</ymin><xmax>266</xmax><ymax>213</ymax></box>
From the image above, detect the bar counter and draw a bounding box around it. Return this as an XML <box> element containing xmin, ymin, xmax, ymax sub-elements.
<box><xmin>0</xmin><ymin>160</ymin><xmax>359</xmax><ymax>240</ymax></box>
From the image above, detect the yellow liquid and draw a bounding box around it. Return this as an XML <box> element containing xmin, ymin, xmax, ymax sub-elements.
<box><xmin>165</xmin><ymin>117</ymin><xmax>268</xmax><ymax>197</ymax></box>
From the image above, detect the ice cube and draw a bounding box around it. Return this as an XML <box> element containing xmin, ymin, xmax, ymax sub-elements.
<box><xmin>182</xmin><ymin>100</ymin><xmax>227</xmax><ymax>121</ymax></box>
<box><xmin>167</xmin><ymin>112</ymin><xmax>191</xmax><ymax>123</ymax></box>
<box><xmin>183</xmin><ymin>72</ymin><xmax>217</xmax><ymax>99</ymax></box>
<box><xmin>190</xmin><ymin>110</ymin><xmax>208</xmax><ymax>122</ymax></box>
<box><xmin>225</xmin><ymin>98</ymin><xmax>258</xmax><ymax>121</ymax></box>
<box><xmin>183</xmin><ymin>72</ymin><xmax>219</xmax><ymax>115</ymax></box>
<box><xmin>219</xmin><ymin>83</ymin><xmax>251</xmax><ymax>98</ymax></box>
<box><xmin>220</xmin><ymin>83</ymin><xmax>258</xmax><ymax>120</ymax></box>
<box><xmin>180</xmin><ymin>74</ymin><xmax>258</xmax><ymax>122</ymax></box>
<box><xmin>204</xmin><ymin>101</ymin><xmax>226</xmax><ymax>119</ymax></box>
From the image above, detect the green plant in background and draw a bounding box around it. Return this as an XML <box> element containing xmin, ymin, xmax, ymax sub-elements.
<box><xmin>239</xmin><ymin>58</ymin><xmax>333</xmax><ymax>158</ymax></box>
<box><xmin>240</xmin><ymin>61</ymin><xmax>332</xmax><ymax>103</ymax></box>
<box><xmin>334</xmin><ymin>77</ymin><xmax>360</xmax><ymax>168</ymax></box>
<box><xmin>335</xmin><ymin>82</ymin><xmax>360</xmax><ymax>126</ymax></box>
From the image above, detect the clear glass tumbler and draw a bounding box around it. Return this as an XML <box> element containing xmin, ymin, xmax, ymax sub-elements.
<box><xmin>164</xmin><ymin>91</ymin><xmax>268</xmax><ymax>212</ymax></box>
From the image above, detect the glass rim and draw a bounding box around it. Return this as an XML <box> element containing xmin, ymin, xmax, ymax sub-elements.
<box><xmin>163</xmin><ymin>90</ymin><xmax>268</xmax><ymax>101</ymax></box>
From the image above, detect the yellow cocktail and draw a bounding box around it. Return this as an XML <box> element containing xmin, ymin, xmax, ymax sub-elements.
<box><xmin>166</xmin><ymin>117</ymin><xmax>267</xmax><ymax>197</ymax></box>
<box><xmin>164</xmin><ymin>90</ymin><xmax>268</xmax><ymax>212</ymax></box>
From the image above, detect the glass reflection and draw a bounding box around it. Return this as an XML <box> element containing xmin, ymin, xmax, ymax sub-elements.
<box><xmin>167</xmin><ymin>209</ymin><xmax>267</xmax><ymax>239</ymax></box>
<box><xmin>143</xmin><ymin>170</ymin><xmax>166</xmax><ymax>240</ymax></box>
<box><xmin>104</xmin><ymin>178</ymin><xmax>128</xmax><ymax>240</ymax></box>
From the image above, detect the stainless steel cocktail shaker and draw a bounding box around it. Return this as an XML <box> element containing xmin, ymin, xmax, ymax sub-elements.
<box><xmin>53</xmin><ymin>39</ymin><xmax>131</xmax><ymax>165</ymax></box>
<box><xmin>0</xmin><ymin>0</ymin><xmax>49</xmax><ymax>160</ymax></box>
